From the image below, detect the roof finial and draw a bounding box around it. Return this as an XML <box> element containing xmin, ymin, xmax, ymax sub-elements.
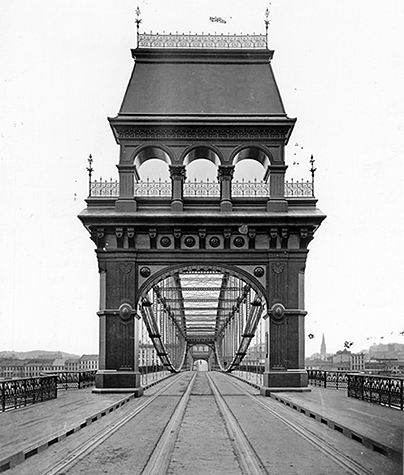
<box><xmin>264</xmin><ymin>5</ymin><xmax>271</xmax><ymax>48</ymax></box>
<box><xmin>309</xmin><ymin>155</ymin><xmax>316</xmax><ymax>197</ymax></box>
<box><xmin>135</xmin><ymin>6</ymin><xmax>142</xmax><ymax>46</ymax></box>
<box><xmin>87</xmin><ymin>154</ymin><xmax>93</xmax><ymax>197</ymax></box>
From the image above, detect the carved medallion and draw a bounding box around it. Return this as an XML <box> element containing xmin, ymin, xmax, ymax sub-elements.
<box><xmin>184</xmin><ymin>236</ymin><xmax>196</xmax><ymax>248</ymax></box>
<box><xmin>119</xmin><ymin>303</ymin><xmax>133</xmax><ymax>321</ymax></box>
<box><xmin>254</xmin><ymin>266</ymin><xmax>265</xmax><ymax>278</ymax></box>
<box><xmin>272</xmin><ymin>303</ymin><xmax>285</xmax><ymax>321</ymax></box>
<box><xmin>140</xmin><ymin>267</ymin><xmax>151</xmax><ymax>278</ymax></box>
<box><xmin>209</xmin><ymin>237</ymin><xmax>220</xmax><ymax>248</ymax></box>
<box><xmin>233</xmin><ymin>236</ymin><xmax>245</xmax><ymax>248</ymax></box>
<box><xmin>160</xmin><ymin>236</ymin><xmax>172</xmax><ymax>248</ymax></box>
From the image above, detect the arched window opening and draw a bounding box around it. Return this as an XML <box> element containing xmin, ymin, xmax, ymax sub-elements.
<box><xmin>135</xmin><ymin>159</ymin><xmax>171</xmax><ymax>196</ymax></box>
<box><xmin>184</xmin><ymin>158</ymin><xmax>219</xmax><ymax>197</ymax></box>
<box><xmin>233</xmin><ymin>159</ymin><xmax>269</xmax><ymax>197</ymax></box>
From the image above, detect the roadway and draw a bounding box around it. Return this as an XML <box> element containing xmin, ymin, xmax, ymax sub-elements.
<box><xmin>1</xmin><ymin>371</ymin><xmax>402</xmax><ymax>474</ymax></box>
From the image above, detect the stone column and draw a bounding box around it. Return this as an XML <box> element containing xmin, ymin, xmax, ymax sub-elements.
<box><xmin>169</xmin><ymin>165</ymin><xmax>186</xmax><ymax>212</ymax></box>
<box><xmin>115</xmin><ymin>164</ymin><xmax>137</xmax><ymax>212</ymax></box>
<box><xmin>217</xmin><ymin>165</ymin><xmax>234</xmax><ymax>212</ymax></box>
<box><xmin>267</xmin><ymin>165</ymin><xmax>288</xmax><ymax>212</ymax></box>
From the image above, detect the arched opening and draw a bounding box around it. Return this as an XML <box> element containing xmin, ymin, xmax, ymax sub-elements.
<box><xmin>234</xmin><ymin>159</ymin><xmax>267</xmax><ymax>181</ymax></box>
<box><xmin>193</xmin><ymin>360</ymin><xmax>209</xmax><ymax>371</ymax></box>
<box><xmin>134</xmin><ymin>151</ymin><xmax>171</xmax><ymax>197</ymax></box>
<box><xmin>184</xmin><ymin>159</ymin><xmax>219</xmax><ymax>197</ymax></box>
<box><xmin>137</xmin><ymin>158</ymin><xmax>170</xmax><ymax>181</ymax></box>
<box><xmin>138</xmin><ymin>264</ymin><xmax>267</xmax><ymax>374</ymax></box>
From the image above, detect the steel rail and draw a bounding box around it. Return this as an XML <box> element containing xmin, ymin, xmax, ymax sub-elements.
<box><xmin>206</xmin><ymin>373</ymin><xmax>267</xmax><ymax>475</ymax></box>
<box><xmin>141</xmin><ymin>372</ymin><xmax>197</xmax><ymax>475</ymax></box>
<box><xmin>226</xmin><ymin>376</ymin><xmax>374</xmax><ymax>475</ymax></box>
<box><xmin>41</xmin><ymin>373</ymin><xmax>186</xmax><ymax>475</ymax></box>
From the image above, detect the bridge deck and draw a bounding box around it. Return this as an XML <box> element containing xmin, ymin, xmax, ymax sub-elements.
<box><xmin>0</xmin><ymin>373</ymin><xmax>402</xmax><ymax>473</ymax></box>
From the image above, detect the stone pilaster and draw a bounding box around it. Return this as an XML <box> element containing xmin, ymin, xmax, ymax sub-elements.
<box><xmin>267</xmin><ymin>165</ymin><xmax>288</xmax><ymax>212</ymax></box>
<box><xmin>116</xmin><ymin>164</ymin><xmax>137</xmax><ymax>212</ymax></box>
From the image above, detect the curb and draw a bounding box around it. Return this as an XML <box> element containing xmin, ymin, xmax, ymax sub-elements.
<box><xmin>0</xmin><ymin>375</ymin><xmax>174</xmax><ymax>473</ymax></box>
<box><xmin>230</xmin><ymin>373</ymin><xmax>401</xmax><ymax>462</ymax></box>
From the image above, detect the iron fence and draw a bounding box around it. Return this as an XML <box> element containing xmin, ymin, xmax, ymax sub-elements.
<box><xmin>347</xmin><ymin>374</ymin><xmax>404</xmax><ymax>410</ymax></box>
<box><xmin>0</xmin><ymin>375</ymin><xmax>57</xmax><ymax>412</ymax></box>
<box><xmin>52</xmin><ymin>371</ymin><xmax>97</xmax><ymax>390</ymax></box>
<box><xmin>90</xmin><ymin>179</ymin><xmax>119</xmax><ymax>197</ymax></box>
<box><xmin>184</xmin><ymin>179</ymin><xmax>220</xmax><ymax>197</ymax></box>
<box><xmin>284</xmin><ymin>179</ymin><xmax>314</xmax><ymax>197</ymax></box>
<box><xmin>307</xmin><ymin>370</ymin><xmax>349</xmax><ymax>389</ymax></box>
<box><xmin>139</xmin><ymin>365</ymin><xmax>171</xmax><ymax>387</ymax></box>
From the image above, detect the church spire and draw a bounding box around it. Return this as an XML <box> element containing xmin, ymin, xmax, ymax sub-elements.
<box><xmin>320</xmin><ymin>333</ymin><xmax>327</xmax><ymax>360</ymax></box>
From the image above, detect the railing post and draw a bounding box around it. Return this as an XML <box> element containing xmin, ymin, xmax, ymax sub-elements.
<box><xmin>324</xmin><ymin>371</ymin><xmax>327</xmax><ymax>389</ymax></box>
<box><xmin>401</xmin><ymin>379</ymin><xmax>403</xmax><ymax>411</ymax></box>
<box><xmin>1</xmin><ymin>381</ymin><xmax>4</xmax><ymax>412</ymax></box>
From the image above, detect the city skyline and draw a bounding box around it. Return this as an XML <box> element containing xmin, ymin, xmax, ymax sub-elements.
<box><xmin>0</xmin><ymin>0</ymin><xmax>403</xmax><ymax>356</ymax></box>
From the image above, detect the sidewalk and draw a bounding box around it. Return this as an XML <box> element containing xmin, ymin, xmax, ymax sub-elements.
<box><xmin>0</xmin><ymin>388</ymin><xmax>138</xmax><ymax>472</ymax></box>
<box><xmin>268</xmin><ymin>386</ymin><xmax>403</xmax><ymax>462</ymax></box>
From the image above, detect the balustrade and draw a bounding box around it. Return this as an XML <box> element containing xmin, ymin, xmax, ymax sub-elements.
<box><xmin>89</xmin><ymin>178</ymin><xmax>314</xmax><ymax>198</ymax></box>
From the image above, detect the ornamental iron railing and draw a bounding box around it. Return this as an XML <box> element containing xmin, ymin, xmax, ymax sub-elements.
<box><xmin>139</xmin><ymin>365</ymin><xmax>171</xmax><ymax>387</ymax></box>
<box><xmin>47</xmin><ymin>371</ymin><xmax>97</xmax><ymax>390</ymax></box>
<box><xmin>0</xmin><ymin>375</ymin><xmax>58</xmax><ymax>412</ymax></box>
<box><xmin>90</xmin><ymin>179</ymin><xmax>119</xmax><ymax>197</ymax></box>
<box><xmin>137</xmin><ymin>32</ymin><xmax>267</xmax><ymax>49</ymax></box>
<box><xmin>307</xmin><ymin>370</ymin><xmax>348</xmax><ymax>389</ymax></box>
<box><xmin>184</xmin><ymin>178</ymin><xmax>220</xmax><ymax>196</ymax></box>
<box><xmin>307</xmin><ymin>370</ymin><xmax>404</xmax><ymax>410</ymax></box>
<box><xmin>135</xmin><ymin>178</ymin><xmax>171</xmax><ymax>197</ymax></box>
<box><xmin>89</xmin><ymin>178</ymin><xmax>314</xmax><ymax>198</ymax></box>
<box><xmin>347</xmin><ymin>373</ymin><xmax>404</xmax><ymax>411</ymax></box>
<box><xmin>284</xmin><ymin>179</ymin><xmax>314</xmax><ymax>197</ymax></box>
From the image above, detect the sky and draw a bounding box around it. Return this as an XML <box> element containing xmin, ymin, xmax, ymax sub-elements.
<box><xmin>0</xmin><ymin>0</ymin><xmax>403</xmax><ymax>357</ymax></box>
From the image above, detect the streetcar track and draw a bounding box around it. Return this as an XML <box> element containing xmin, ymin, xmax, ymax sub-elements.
<box><xmin>225</xmin><ymin>376</ymin><xmax>374</xmax><ymax>475</ymax></box>
<box><xmin>41</xmin><ymin>372</ymin><xmax>187</xmax><ymax>475</ymax></box>
<box><xmin>206</xmin><ymin>373</ymin><xmax>267</xmax><ymax>475</ymax></box>
<box><xmin>140</xmin><ymin>372</ymin><xmax>197</xmax><ymax>475</ymax></box>
<box><xmin>29</xmin><ymin>372</ymin><xmax>378</xmax><ymax>475</ymax></box>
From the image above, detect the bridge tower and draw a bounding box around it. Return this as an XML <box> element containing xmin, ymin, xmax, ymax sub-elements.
<box><xmin>79</xmin><ymin>29</ymin><xmax>325</xmax><ymax>395</ymax></box>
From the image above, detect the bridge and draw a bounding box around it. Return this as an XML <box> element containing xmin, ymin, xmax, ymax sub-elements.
<box><xmin>2</xmin><ymin>22</ymin><xmax>402</xmax><ymax>475</ymax></box>
<box><xmin>0</xmin><ymin>369</ymin><xmax>402</xmax><ymax>474</ymax></box>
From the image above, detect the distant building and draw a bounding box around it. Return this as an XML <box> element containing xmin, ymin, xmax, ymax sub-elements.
<box><xmin>139</xmin><ymin>343</ymin><xmax>159</xmax><ymax>366</ymax></box>
<box><xmin>65</xmin><ymin>359</ymin><xmax>80</xmax><ymax>372</ymax></box>
<box><xmin>350</xmin><ymin>353</ymin><xmax>365</xmax><ymax>371</ymax></box>
<box><xmin>79</xmin><ymin>355</ymin><xmax>99</xmax><ymax>371</ymax></box>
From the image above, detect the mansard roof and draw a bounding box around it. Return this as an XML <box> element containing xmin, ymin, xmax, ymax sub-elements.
<box><xmin>118</xmin><ymin>48</ymin><xmax>287</xmax><ymax>117</ymax></box>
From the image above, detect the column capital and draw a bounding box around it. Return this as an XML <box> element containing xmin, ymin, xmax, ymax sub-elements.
<box><xmin>169</xmin><ymin>165</ymin><xmax>186</xmax><ymax>181</ymax></box>
<box><xmin>217</xmin><ymin>165</ymin><xmax>235</xmax><ymax>181</ymax></box>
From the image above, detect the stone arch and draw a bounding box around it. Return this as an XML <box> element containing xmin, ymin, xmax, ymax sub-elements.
<box><xmin>137</xmin><ymin>263</ymin><xmax>267</xmax><ymax>308</ymax></box>
<box><xmin>131</xmin><ymin>143</ymin><xmax>175</xmax><ymax>168</ymax></box>
<box><xmin>230</xmin><ymin>144</ymin><xmax>273</xmax><ymax>168</ymax></box>
<box><xmin>181</xmin><ymin>144</ymin><xmax>223</xmax><ymax>166</ymax></box>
